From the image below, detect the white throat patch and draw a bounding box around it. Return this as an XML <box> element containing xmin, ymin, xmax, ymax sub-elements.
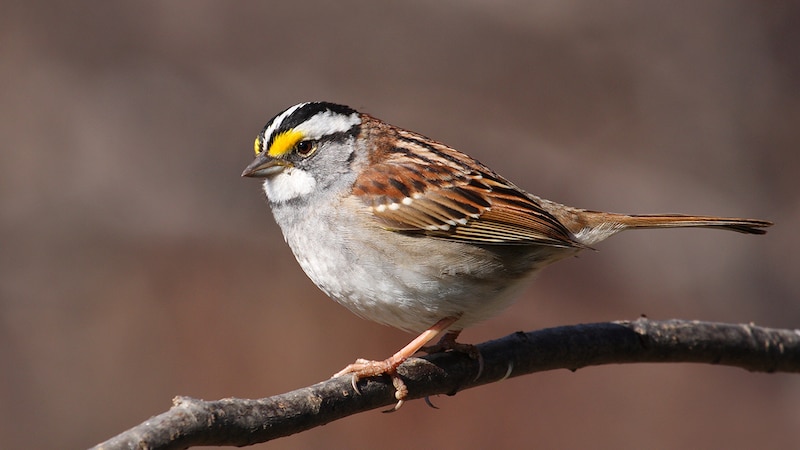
<box><xmin>262</xmin><ymin>167</ymin><xmax>317</xmax><ymax>203</ymax></box>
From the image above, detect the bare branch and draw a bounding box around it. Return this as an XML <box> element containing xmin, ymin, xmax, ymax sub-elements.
<box><xmin>92</xmin><ymin>318</ymin><xmax>800</xmax><ymax>450</ymax></box>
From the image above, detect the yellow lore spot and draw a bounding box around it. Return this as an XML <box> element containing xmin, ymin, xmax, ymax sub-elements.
<box><xmin>268</xmin><ymin>129</ymin><xmax>304</xmax><ymax>158</ymax></box>
<box><xmin>253</xmin><ymin>137</ymin><xmax>262</xmax><ymax>155</ymax></box>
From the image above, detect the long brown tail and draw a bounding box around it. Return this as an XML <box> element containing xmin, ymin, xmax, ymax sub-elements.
<box><xmin>533</xmin><ymin>198</ymin><xmax>772</xmax><ymax>245</ymax></box>
<box><xmin>559</xmin><ymin>211</ymin><xmax>772</xmax><ymax>246</ymax></box>
<box><xmin>614</xmin><ymin>214</ymin><xmax>772</xmax><ymax>235</ymax></box>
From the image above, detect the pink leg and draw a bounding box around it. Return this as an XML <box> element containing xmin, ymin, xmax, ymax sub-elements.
<box><xmin>333</xmin><ymin>316</ymin><xmax>460</xmax><ymax>410</ymax></box>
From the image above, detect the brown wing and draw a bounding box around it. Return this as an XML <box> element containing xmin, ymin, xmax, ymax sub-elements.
<box><xmin>352</xmin><ymin>124</ymin><xmax>581</xmax><ymax>248</ymax></box>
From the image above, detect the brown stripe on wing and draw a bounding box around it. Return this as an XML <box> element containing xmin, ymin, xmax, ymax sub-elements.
<box><xmin>429</xmin><ymin>174</ymin><xmax>582</xmax><ymax>247</ymax></box>
<box><xmin>352</xmin><ymin>121</ymin><xmax>582</xmax><ymax>247</ymax></box>
<box><xmin>353</xmin><ymin>161</ymin><xmax>483</xmax><ymax>231</ymax></box>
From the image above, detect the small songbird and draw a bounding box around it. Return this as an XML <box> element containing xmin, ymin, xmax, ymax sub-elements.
<box><xmin>243</xmin><ymin>101</ymin><xmax>772</xmax><ymax>408</ymax></box>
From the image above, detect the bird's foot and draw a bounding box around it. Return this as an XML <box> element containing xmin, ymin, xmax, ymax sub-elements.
<box><xmin>421</xmin><ymin>330</ymin><xmax>484</xmax><ymax>380</ymax></box>
<box><xmin>334</xmin><ymin>356</ymin><xmax>409</xmax><ymax>411</ymax></box>
<box><xmin>332</xmin><ymin>316</ymin><xmax>462</xmax><ymax>411</ymax></box>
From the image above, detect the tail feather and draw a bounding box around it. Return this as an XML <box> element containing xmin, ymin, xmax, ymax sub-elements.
<box><xmin>617</xmin><ymin>214</ymin><xmax>772</xmax><ymax>235</ymax></box>
<box><xmin>566</xmin><ymin>212</ymin><xmax>772</xmax><ymax>246</ymax></box>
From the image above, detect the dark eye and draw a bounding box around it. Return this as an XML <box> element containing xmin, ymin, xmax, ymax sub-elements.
<box><xmin>295</xmin><ymin>140</ymin><xmax>317</xmax><ymax>157</ymax></box>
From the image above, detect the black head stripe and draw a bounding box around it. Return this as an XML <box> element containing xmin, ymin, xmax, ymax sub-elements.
<box><xmin>261</xmin><ymin>102</ymin><xmax>358</xmax><ymax>151</ymax></box>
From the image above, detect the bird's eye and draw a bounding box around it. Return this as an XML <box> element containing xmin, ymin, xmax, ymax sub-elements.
<box><xmin>295</xmin><ymin>140</ymin><xmax>317</xmax><ymax>157</ymax></box>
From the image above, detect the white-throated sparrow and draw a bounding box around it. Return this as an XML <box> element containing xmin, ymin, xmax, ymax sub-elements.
<box><xmin>242</xmin><ymin>101</ymin><xmax>771</xmax><ymax>408</ymax></box>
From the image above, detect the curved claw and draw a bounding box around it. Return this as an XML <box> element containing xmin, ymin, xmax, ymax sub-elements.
<box><xmin>350</xmin><ymin>374</ymin><xmax>361</xmax><ymax>395</ymax></box>
<box><xmin>380</xmin><ymin>371</ymin><xmax>408</xmax><ymax>412</ymax></box>
<box><xmin>333</xmin><ymin>359</ymin><xmax>374</xmax><ymax>395</ymax></box>
<box><xmin>424</xmin><ymin>396</ymin><xmax>440</xmax><ymax>409</ymax></box>
<box><xmin>332</xmin><ymin>316</ymin><xmax>461</xmax><ymax>410</ymax></box>
<box><xmin>331</xmin><ymin>316</ymin><xmax>461</xmax><ymax>410</ymax></box>
<box><xmin>382</xmin><ymin>399</ymin><xmax>404</xmax><ymax>413</ymax></box>
<box><xmin>334</xmin><ymin>358</ymin><xmax>410</xmax><ymax>410</ymax></box>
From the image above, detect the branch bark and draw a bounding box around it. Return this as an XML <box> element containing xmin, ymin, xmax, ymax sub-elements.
<box><xmin>92</xmin><ymin>318</ymin><xmax>800</xmax><ymax>450</ymax></box>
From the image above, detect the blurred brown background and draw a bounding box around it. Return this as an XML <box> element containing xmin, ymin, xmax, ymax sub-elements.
<box><xmin>2</xmin><ymin>1</ymin><xmax>799</xmax><ymax>449</ymax></box>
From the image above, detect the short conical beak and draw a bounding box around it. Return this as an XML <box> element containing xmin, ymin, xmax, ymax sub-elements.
<box><xmin>241</xmin><ymin>153</ymin><xmax>291</xmax><ymax>178</ymax></box>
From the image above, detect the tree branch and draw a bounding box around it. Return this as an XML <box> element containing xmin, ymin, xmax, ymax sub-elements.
<box><xmin>92</xmin><ymin>318</ymin><xmax>800</xmax><ymax>450</ymax></box>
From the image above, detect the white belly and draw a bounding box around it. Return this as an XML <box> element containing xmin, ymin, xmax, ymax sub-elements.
<box><xmin>269</xmin><ymin>192</ymin><xmax>577</xmax><ymax>333</ymax></box>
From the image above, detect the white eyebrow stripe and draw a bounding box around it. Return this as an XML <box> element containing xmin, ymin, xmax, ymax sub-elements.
<box><xmin>262</xmin><ymin>102</ymin><xmax>309</xmax><ymax>142</ymax></box>
<box><xmin>295</xmin><ymin>110</ymin><xmax>361</xmax><ymax>140</ymax></box>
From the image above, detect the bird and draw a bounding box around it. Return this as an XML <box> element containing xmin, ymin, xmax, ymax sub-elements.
<box><xmin>242</xmin><ymin>101</ymin><xmax>772</xmax><ymax>409</ymax></box>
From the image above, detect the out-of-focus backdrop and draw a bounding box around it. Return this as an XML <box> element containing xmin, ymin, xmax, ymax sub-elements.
<box><xmin>1</xmin><ymin>1</ymin><xmax>798</xmax><ymax>449</ymax></box>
